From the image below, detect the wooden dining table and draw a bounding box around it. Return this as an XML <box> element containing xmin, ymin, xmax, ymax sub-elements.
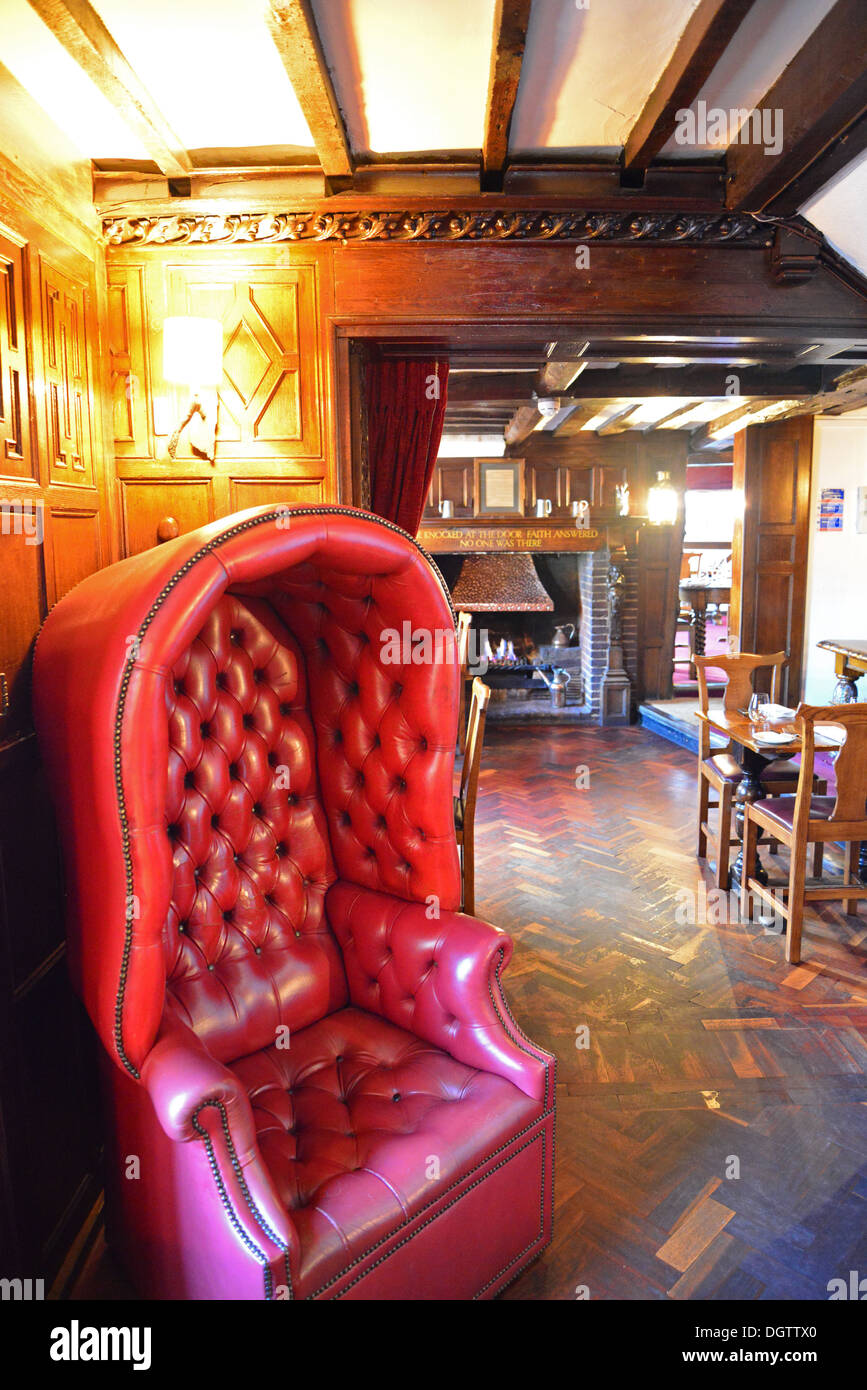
<box><xmin>695</xmin><ymin>707</ymin><xmax>841</xmax><ymax>891</ymax></box>
<box><xmin>678</xmin><ymin>580</ymin><xmax>731</xmax><ymax>658</ymax></box>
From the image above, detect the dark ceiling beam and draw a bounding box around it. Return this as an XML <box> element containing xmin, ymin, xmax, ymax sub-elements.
<box><xmin>504</xmin><ymin>403</ymin><xmax>542</xmax><ymax>446</ymax></box>
<box><xmin>623</xmin><ymin>0</ymin><xmax>757</xmax><ymax>172</ymax></box>
<box><xmin>439</xmin><ymin>365</ymin><xmax>832</xmax><ymax>404</ymax></box>
<box><xmin>481</xmin><ymin>0</ymin><xmax>533</xmax><ymax>191</ymax></box>
<box><xmin>537</xmin><ymin>344</ymin><xmax>589</xmax><ymax>395</ymax></box>
<box><xmin>596</xmin><ymin>405</ymin><xmax>641</xmax><ymax>436</ymax></box>
<box><xmin>27</xmin><ymin>0</ymin><xmax>191</xmax><ymax>177</ymax></box>
<box><xmin>267</xmin><ymin>0</ymin><xmax>353</xmax><ymax>184</ymax></box>
<box><xmin>726</xmin><ymin>0</ymin><xmax>867</xmax><ymax>212</ymax></box>
<box><xmin>689</xmin><ymin>398</ymin><xmax>803</xmax><ymax>448</ymax></box>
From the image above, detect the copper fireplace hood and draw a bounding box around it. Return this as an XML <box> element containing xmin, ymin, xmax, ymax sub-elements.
<box><xmin>450</xmin><ymin>553</ymin><xmax>555</xmax><ymax>612</ymax></box>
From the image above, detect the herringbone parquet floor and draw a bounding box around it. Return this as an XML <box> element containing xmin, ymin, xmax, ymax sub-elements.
<box><xmin>487</xmin><ymin>725</ymin><xmax>867</xmax><ymax>1301</ymax></box>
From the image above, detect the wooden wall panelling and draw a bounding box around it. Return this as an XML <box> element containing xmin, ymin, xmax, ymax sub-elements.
<box><xmin>730</xmin><ymin>415</ymin><xmax>813</xmax><ymax>705</ymax></box>
<box><xmin>592</xmin><ymin>461</ymin><xmax>628</xmax><ymax>510</ymax></box>
<box><xmin>0</xmin><ymin>523</ymin><xmax>46</xmax><ymax>739</ymax></box>
<box><xmin>167</xmin><ymin>260</ymin><xmax>322</xmax><ymax>460</ymax></box>
<box><xmin>0</xmin><ymin>231</ymin><xmax>33</xmax><ymax>480</ymax></box>
<box><xmin>120</xmin><ymin>477</ymin><xmax>213</xmax><ymax>556</ymax></box>
<box><xmin>45</xmin><ymin>506</ymin><xmax>102</xmax><ymax>605</ymax></box>
<box><xmin>107</xmin><ymin>264</ymin><xmax>152</xmax><ymax>459</ymax></box>
<box><xmin>425</xmin><ymin>458</ymin><xmax>473</xmax><ymax>516</ymax></box>
<box><xmin>229</xmin><ymin>477</ymin><xmax>325</xmax><ymax>511</ymax></box>
<box><xmin>39</xmin><ymin>257</ymin><xmax>94</xmax><ymax>488</ymax></box>
<box><xmin>106</xmin><ymin>245</ymin><xmax>339</xmax><ymax>551</ymax></box>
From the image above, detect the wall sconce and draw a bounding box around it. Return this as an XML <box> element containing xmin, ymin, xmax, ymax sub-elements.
<box><xmin>163</xmin><ymin>316</ymin><xmax>223</xmax><ymax>463</ymax></box>
<box><xmin>647</xmin><ymin>470</ymin><xmax>679</xmax><ymax>525</ymax></box>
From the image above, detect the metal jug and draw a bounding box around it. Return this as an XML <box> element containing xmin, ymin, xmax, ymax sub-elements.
<box><xmin>536</xmin><ymin>666</ymin><xmax>572</xmax><ymax>708</ymax></box>
<box><xmin>552</xmin><ymin>622</ymin><xmax>575</xmax><ymax>648</ymax></box>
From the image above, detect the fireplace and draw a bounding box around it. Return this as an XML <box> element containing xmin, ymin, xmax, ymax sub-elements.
<box><xmin>438</xmin><ymin>548</ymin><xmax>634</xmax><ymax>723</ymax></box>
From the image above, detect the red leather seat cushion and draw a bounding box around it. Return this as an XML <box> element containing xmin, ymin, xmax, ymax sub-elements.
<box><xmin>704</xmin><ymin>753</ymin><xmax>741</xmax><ymax>782</ymax></box>
<box><xmin>229</xmin><ymin>1005</ymin><xmax>542</xmax><ymax>1297</ymax></box>
<box><xmin>705</xmin><ymin>753</ymin><xmax>802</xmax><ymax>785</ymax></box>
<box><xmin>754</xmin><ymin>795</ymin><xmax>836</xmax><ymax>831</ymax></box>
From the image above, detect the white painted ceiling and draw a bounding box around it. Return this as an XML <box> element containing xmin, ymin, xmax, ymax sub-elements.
<box><xmin>312</xmin><ymin>0</ymin><xmax>496</xmax><ymax>156</ymax></box>
<box><xmin>94</xmin><ymin>0</ymin><xmax>313</xmax><ymax>154</ymax></box>
<box><xmin>510</xmin><ymin>0</ymin><xmax>703</xmax><ymax>156</ymax></box>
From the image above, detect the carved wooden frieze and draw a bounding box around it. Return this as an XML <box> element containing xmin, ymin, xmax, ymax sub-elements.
<box><xmin>103</xmin><ymin>210</ymin><xmax>772</xmax><ymax>249</ymax></box>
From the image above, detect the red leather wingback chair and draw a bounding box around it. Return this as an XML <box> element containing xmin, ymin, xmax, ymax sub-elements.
<box><xmin>34</xmin><ymin>506</ymin><xmax>554</xmax><ymax>1300</ymax></box>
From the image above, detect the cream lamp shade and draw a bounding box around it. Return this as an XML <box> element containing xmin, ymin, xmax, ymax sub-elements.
<box><xmin>162</xmin><ymin>317</ymin><xmax>223</xmax><ymax>388</ymax></box>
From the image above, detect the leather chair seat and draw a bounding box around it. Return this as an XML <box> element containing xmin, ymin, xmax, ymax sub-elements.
<box><xmin>704</xmin><ymin>752</ymin><xmax>742</xmax><ymax>782</ymax></box>
<box><xmin>704</xmin><ymin>753</ymin><xmax>802</xmax><ymax>784</ymax></box>
<box><xmin>231</xmin><ymin>1005</ymin><xmax>541</xmax><ymax>1297</ymax></box>
<box><xmin>754</xmin><ymin>794</ymin><xmax>836</xmax><ymax>832</ymax></box>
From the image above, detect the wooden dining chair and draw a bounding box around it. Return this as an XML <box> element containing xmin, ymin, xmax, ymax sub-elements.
<box><xmin>455</xmin><ymin>676</ymin><xmax>491</xmax><ymax>914</ymax></box>
<box><xmin>695</xmin><ymin>651</ymin><xmax>825</xmax><ymax>889</ymax></box>
<box><xmin>741</xmin><ymin>703</ymin><xmax>867</xmax><ymax>963</ymax></box>
<box><xmin>455</xmin><ymin>610</ymin><xmax>472</xmax><ymax>753</ymax></box>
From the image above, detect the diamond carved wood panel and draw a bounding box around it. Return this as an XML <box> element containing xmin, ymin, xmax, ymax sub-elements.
<box><xmin>168</xmin><ymin>265</ymin><xmax>321</xmax><ymax>459</ymax></box>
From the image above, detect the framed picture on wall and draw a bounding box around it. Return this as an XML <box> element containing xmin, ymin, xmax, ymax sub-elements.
<box><xmin>474</xmin><ymin>458</ymin><xmax>525</xmax><ymax>516</ymax></box>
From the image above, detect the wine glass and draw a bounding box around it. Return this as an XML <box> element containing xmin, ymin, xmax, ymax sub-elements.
<box><xmin>748</xmin><ymin>692</ymin><xmax>770</xmax><ymax>729</ymax></box>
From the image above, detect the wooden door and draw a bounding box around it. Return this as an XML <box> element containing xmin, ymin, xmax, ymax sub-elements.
<box><xmin>730</xmin><ymin>416</ymin><xmax>813</xmax><ymax>705</ymax></box>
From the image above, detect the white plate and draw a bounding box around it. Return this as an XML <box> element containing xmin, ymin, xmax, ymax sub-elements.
<box><xmin>753</xmin><ymin>730</ymin><xmax>794</xmax><ymax>745</ymax></box>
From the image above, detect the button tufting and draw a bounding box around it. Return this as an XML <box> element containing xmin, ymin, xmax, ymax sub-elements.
<box><xmin>211</xmin><ymin>813</ymin><xmax>220</xmax><ymax>829</ymax></box>
<box><xmin>279</xmin><ymin>701</ymin><xmax>291</xmax><ymax>716</ymax></box>
<box><xmin>184</xmin><ymin>770</ymin><xmax>195</xmax><ymax>788</ymax></box>
<box><xmin>392</xmin><ymin>1092</ymin><xmax>401</xmax><ymax>1103</ymax></box>
<box><xmin>267</xmin><ymin>751</ymin><xmax>277</xmax><ymax>766</ymax></box>
<box><xmin>419</xmin><ymin>736</ymin><xmax>428</xmax><ymax>751</ymax></box>
<box><xmin>254</xmin><ymin>669</ymin><xmax>264</xmax><ymax>683</ymax></box>
<box><xmin>200</xmin><ymin>722</ymin><xmax>210</xmax><ymax>738</ymax></box>
<box><xmin>215</xmin><ymin>671</ymin><xmax>227</xmax><ymax>690</ymax></box>
<box><xmin>243</xmin><ymin>713</ymin><xmax>255</xmax><ymax>729</ymax></box>
<box><xmin>229</xmin><ymin>763</ymin><xmax>239</xmax><ymax>779</ymax></box>
<box><xmin>253</xmin><ymin>802</ymin><xmax>263</xmax><ymax>817</ymax></box>
<box><xmin>229</xmin><ymin>629</ymin><xmax>241</xmax><ymax>645</ymax></box>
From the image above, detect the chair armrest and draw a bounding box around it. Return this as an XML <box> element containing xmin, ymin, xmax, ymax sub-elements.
<box><xmin>141</xmin><ymin>1018</ymin><xmax>257</xmax><ymax>1154</ymax></box>
<box><xmin>327</xmin><ymin>881</ymin><xmax>553</xmax><ymax>1105</ymax></box>
<box><xmin>141</xmin><ymin>1019</ymin><xmax>299</xmax><ymax>1272</ymax></box>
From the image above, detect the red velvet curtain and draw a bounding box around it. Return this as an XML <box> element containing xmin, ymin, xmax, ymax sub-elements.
<box><xmin>366</xmin><ymin>358</ymin><xmax>449</xmax><ymax>535</ymax></box>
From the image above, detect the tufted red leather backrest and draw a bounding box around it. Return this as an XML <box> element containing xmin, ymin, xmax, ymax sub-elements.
<box><xmin>33</xmin><ymin>507</ymin><xmax>461</xmax><ymax>1078</ymax></box>
<box><xmin>163</xmin><ymin>592</ymin><xmax>347</xmax><ymax>1063</ymax></box>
